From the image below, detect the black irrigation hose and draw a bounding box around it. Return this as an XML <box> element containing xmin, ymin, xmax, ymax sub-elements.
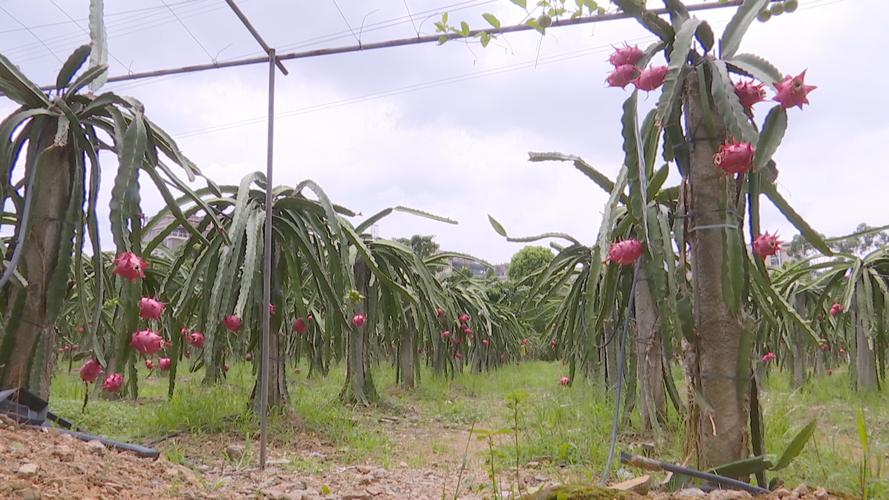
<box><xmin>600</xmin><ymin>260</ymin><xmax>641</xmax><ymax>485</ymax></box>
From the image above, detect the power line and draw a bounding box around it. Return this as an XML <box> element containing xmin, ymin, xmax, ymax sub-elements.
<box><xmin>0</xmin><ymin>5</ymin><xmax>63</xmax><ymax>63</ymax></box>
<box><xmin>47</xmin><ymin>0</ymin><xmax>131</xmax><ymax>73</ymax></box>
<box><xmin>329</xmin><ymin>0</ymin><xmax>360</xmax><ymax>44</ymax></box>
<box><xmin>0</xmin><ymin>0</ymin><xmax>207</xmax><ymax>35</ymax></box>
<box><xmin>160</xmin><ymin>0</ymin><xmax>216</xmax><ymax>62</ymax></box>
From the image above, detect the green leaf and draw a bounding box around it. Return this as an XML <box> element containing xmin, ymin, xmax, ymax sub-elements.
<box><xmin>610</xmin><ymin>0</ymin><xmax>675</xmax><ymax>42</ymax></box>
<box><xmin>65</xmin><ymin>64</ymin><xmax>109</xmax><ymax>97</ymax></box>
<box><xmin>488</xmin><ymin>215</ymin><xmax>508</xmax><ymax>237</ymax></box>
<box><xmin>55</xmin><ymin>45</ymin><xmax>92</xmax><ymax>90</ymax></box>
<box><xmin>772</xmin><ymin>420</ymin><xmax>816</xmax><ymax>471</ymax></box>
<box><xmin>0</xmin><ymin>52</ymin><xmax>51</xmax><ymax>107</ymax></box>
<box><xmin>483</xmin><ymin>13</ymin><xmax>501</xmax><ymax>29</ymax></box>
<box><xmin>727</xmin><ymin>53</ymin><xmax>782</xmax><ymax>85</ymax></box>
<box><xmin>88</xmin><ymin>0</ymin><xmax>108</xmax><ymax>91</ymax></box>
<box><xmin>109</xmin><ymin>112</ymin><xmax>147</xmax><ymax>252</ymax></box>
<box><xmin>510</xmin><ymin>0</ymin><xmax>527</xmax><ymax>9</ymax></box>
<box><xmin>527</xmin><ymin>152</ymin><xmax>625</xmax><ymax>201</ymax></box>
<box><xmin>708</xmin><ymin>59</ymin><xmax>758</xmax><ymax>144</ymax></box>
<box><xmin>760</xmin><ymin>181</ymin><xmax>832</xmax><ymax>256</ymax></box>
<box><xmin>754</xmin><ymin>106</ymin><xmax>786</xmax><ymax>170</ymax></box>
<box><xmin>719</xmin><ymin>0</ymin><xmax>769</xmax><ymax>59</ymax></box>
<box><xmin>695</xmin><ymin>21</ymin><xmax>715</xmax><ymax>53</ymax></box>
<box><xmin>655</xmin><ymin>18</ymin><xmax>701</xmax><ymax>126</ymax></box>
<box><xmin>480</xmin><ymin>31</ymin><xmax>491</xmax><ymax>48</ymax></box>
<box><xmin>856</xmin><ymin>408</ymin><xmax>869</xmax><ymax>454</ymax></box>
<box><xmin>460</xmin><ymin>21</ymin><xmax>470</xmax><ymax>36</ymax></box>
<box><xmin>663</xmin><ymin>0</ymin><xmax>689</xmax><ymax>27</ymax></box>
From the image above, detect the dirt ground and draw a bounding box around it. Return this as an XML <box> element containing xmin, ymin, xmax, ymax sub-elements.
<box><xmin>0</xmin><ymin>413</ymin><xmax>847</xmax><ymax>499</ymax></box>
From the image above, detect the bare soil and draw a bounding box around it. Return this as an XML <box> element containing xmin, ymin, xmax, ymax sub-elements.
<box><xmin>0</xmin><ymin>413</ymin><xmax>847</xmax><ymax>499</ymax></box>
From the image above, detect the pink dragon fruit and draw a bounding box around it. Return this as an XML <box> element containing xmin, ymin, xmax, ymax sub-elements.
<box><xmin>138</xmin><ymin>297</ymin><xmax>165</xmax><ymax>320</ymax></box>
<box><xmin>79</xmin><ymin>358</ymin><xmax>103</xmax><ymax>383</ymax></box>
<box><xmin>268</xmin><ymin>304</ymin><xmax>276</xmax><ymax>316</ymax></box>
<box><xmin>607</xmin><ymin>238</ymin><xmax>644</xmax><ymax>267</ymax></box>
<box><xmin>458</xmin><ymin>313</ymin><xmax>471</xmax><ymax>324</ymax></box>
<box><xmin>829</xmin><ymin>303</ymin><xmax>843</xmax><ymax>317</ymax></box>
<box><xmin>180</xmin><ymin>326</ymin><xmax>190</xmax><ymax>337</ymax></box>
<box><xmin>560</xmin><ymin>376</ymin><xmax>570</xmax><ymax>386</ymax></box>
<box><xmin>158</xmin><ymin>358</ymin><xmax>172</xmax><ymax>371</ymax></box>
<box><xmin>441</xmin><ymin>330</ymin><xmax>451</xmax><ymax>339</ymax></box>
<box><xmin>550</xmin><ymin>339</ymin><xmax>557</xmax><ymax>349</ymax></box>
<box><xmin>752</xmin><ymin>232</ymin><xmax>783</xmax><ymax>258</ymax></box>
<box><xmin>462</xmin><ymin>327</ymin><xmax>473</xmax><ymax>337</ymax></box>
<box><xmin>773</xmin><ymin>70</ymin><xmax>816</xmax><ymax>109</ymax></box>
<box><xmin>714</xmin><ymin>140</ymin><xmax>755</xmax><ymax>175</ymax></box>
<box><xmin>145</xmin><ymin>359</ymin><xmax>154</xmax><ymax>370</ymax></box>
<box><xmin>435</xmin><ymin>307</ymin><xmax>446</xmax><ymax>318</ymax></box>
<box><xmin>130</xmin><ymin>329</ymin><xmax>164</xmax><ymax>356</ymax></box>
<box><xmin>187</xmin><ymin>331</ymin><xmax>205</xmax><ymax>348</ymax></box>
<box><xmin>102</xmin><ymin>373</ymin><xmax>124</xmax><ymax>393</ymax></box>
<box><xmin>454</xmin><ymin>352</ymin><xmax>463</xmax><ymax>361</ymax></box>
<box><xmin>634</xmin><ymin>65</ymin><xmax>668</xmax><ymax>91</ymax></box>
<box><xmin>223</xmin><ymin>314</ymin><xmax>242</xmax><ymax>332</ymax></box>
<box><xmin>112</xmin><ymin>252</ymin><xmax>148</xmax><ymax>282</ymax></box>
<box><xmin>608</xmin><ymin>44</ymin><xmax>644</xmax><ymax>67</ymax></box>
<box><xmin>606</xmin><ymin>64</ymin><xmax>640</xmax><ymax>89</ymax></box>
<box><xmin>761</xmin><ymin>352</ymin><xmax>776</xmax><ymax>363</ymax></box>
<box><xmin>482</xmin><ymin>339</ymin><xmax>490</xmax><ymax>347</ymax></box>
<box><xmin>352</xmin><ymin>313</ymin><xmax>366</xmax><ymax>328</ymax></box>
<box><xmin>293</xmin><ymin>317</ymin><xmax>307</xmax><ymax>334</ymax></box>
<box><xmin>734</xmin><ymin>80</ymin><xmax>767</xmax><ymax>111</ymax></box>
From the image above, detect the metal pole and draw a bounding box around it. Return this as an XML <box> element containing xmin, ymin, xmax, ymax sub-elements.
<box><xmin>29</xmin><ymin>0</ymin><xmax>755</xmax><ymax>92</ymax></box>
<box><xmin>223</xmin><ymin>0</ymin><xmax>288</xmax><ymax>75</ymax></box>
<box><xmin>259</xmin><ymin>48</ymin><xmax>276</xmax><ymax>471</ymax></box>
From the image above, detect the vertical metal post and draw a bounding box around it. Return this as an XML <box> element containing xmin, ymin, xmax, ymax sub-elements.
<box><xmin>259</xmin><ymin>48</ymin><xmax>276</xmax><ymax>470</ymax></box>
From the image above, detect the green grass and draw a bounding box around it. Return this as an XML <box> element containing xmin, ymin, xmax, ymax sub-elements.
<box><xmin>46</xmin><ymin>359</ymin><xmax>887</xmax><ymax>496</ymax></box>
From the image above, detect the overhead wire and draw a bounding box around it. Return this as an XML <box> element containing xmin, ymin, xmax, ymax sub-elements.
<box><xmin>47</xmin><ymin>0</ymin><xmax>131</xmax><ymax>73</ymax></box>
<box><xmin>159</xmin><ymin>0</ymin><xmax>216</xmax><ymax>62</ymax></box>
<box><xmin>0</xmin><ymin>0</ymin><xmax>207</xmax><ymax>35</ymax></box>
<box><xmin>0</xmin><ymin>4</ymin><xmax>63</xmax><ymax>63</ymax></box>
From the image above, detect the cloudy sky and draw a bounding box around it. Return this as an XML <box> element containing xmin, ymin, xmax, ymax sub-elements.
<box><xmin>0</xmin><ymin>0</ymin><xmax>881</xmax><ymax>264</ymax></box>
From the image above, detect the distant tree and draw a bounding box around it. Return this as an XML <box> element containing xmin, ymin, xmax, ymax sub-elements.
<box><xmin>507</xmin><ymin>246</ymin><xmax>554</xmax><ymax>283</ymax></box>
<box><xmin>394</xmin><ymin>234</ymin><xmax>440</xmax><ymax>259</ymax></box>
<box><xmin>786</xmin><ymin>223</ymin><xmax>889</xmax><ymax>259</ymax></box>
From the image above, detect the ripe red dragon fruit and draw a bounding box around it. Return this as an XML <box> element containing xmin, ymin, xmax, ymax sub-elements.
<box><xmin>130</xmin><ymin>329</ymin><xmax>164</xmax><ymax>356</ymax></box>
<box><xmin>752</xmin><ymin>232</ymin><xmax>783</xmax><ymax>258</ymax></box>
<box><xmin>79</xmin><ymin>358</ymin><xmax>103</xmax><ymax>383</ymax></box>
<box><xmin>773</xmin><ymin>70</ymin><xmax>816</xmax><ymax>110</ymax></box>
<box><xmin>462</xmin><ymin>327</ymin><xmax>473</xmax><ymax>337</ymax></box>
<box><xmin>293</xmin><ymin>317</ymin><xmax>307</xmax><ymax>334</ymax></box>
<box><xmin>307</xmin><ymin>313</ymin><xmax>314</xmax><ymax>323</ymax></box>
<box><xmin>608</xmin><ymin>44</ymin><xmax>643</xmax><ymax>67</ymax></box>
<box><xmin>734</xmin><ymin>80</ymin><xmax>767</xmax><ymax>111</ymax></box>
<box><xmin>352</xmin><ymin>313</ymin><xmax>366</xmax><ymax>328</ymax></box>
<box><xmin>187</xmin><ymin>331</ymin><xmax>205</xmax><ymax>348</ymax></box>
<box><xmin>714</xmin><ymin>140</ymin><xmax>755</xmax><ymax>175</ymax></box>
<box><xmin>441</xmin><ymin>330</ymin><xmax>451</xmax><ymax>339</ymax></box>
<box><xmin>145</xmin><ymin>359</ymin><xmax>154</xmax><ymax>370</ymax></box>
<box><xmin>138</xmin><ymin>297</ymin><xmax>165</xmax><ymax>320</ymax></box>
<box><xmin>435</xmin><ymin>307</ymin><xmax>446</xmax><ymax>318</ymax></box>
<box><xmin>268</xmin><ymin>304</ymin><xmax>276</xmax><ymax>316</ymax></box>
<box><xmin>560</xmin><ymin>376</ymin><xmax>570</xmax><ymax>386</ymax></box>
<box><xmin>180</xmin><ymin>326</ymin><xmax>190</xmax><ymax>337</ymax></box>
<box><xmin>606</xmin><ymin>64</ymin><xmax>640</xmax><ymax>89</ymax></box>
<box><xmin>458</xmin><ymin>313</ymin><xmax>471</xmax><ymax>324</ymax></box>
<box><xmin>634</xmin><ymin>65</ymin><xmax>668</xmax><ymax>91</ymax></box>
<box><xmin>112</xmin><ymin>252</ymin><xmax>148</xmax><ymax>282</ymax></box>
<box><xmin>223</xmin><ymin>364</ymin><xmax>230</xmax><ymax>373</ymax></box>
<box><xmin>158</xmin><ymin>358</ymin><xmax>172</xmax><ymax>371</ymax></box>
<box><xmin>761</xmin><ymin>352</ymin><xmax>776</xmax><ymax>363</ymax></box>
<box><xmin>838</xmin><ymin>347</ymin><xmax>847</xmax><ymax>355</ymax></box>
<box><xmin>454</xmin><ymin>352</ymin><xmax>463</xmax><ymax>361</ymax></box>
<box><xmin>607</xmin><ymin>238</ymin><xmax>644</xmax><ymax>267</ymax></box>
<box><xmin>102</xmin><ymin>373</ymin><xmax>124</xmax><ymax>393</ymax></box>
<box><xmin>223</xmin><ymin>314</ymin><xmax>242</xmax><ymax>332</ymax></box>
<box><xmin>482</xmin><ymin>339</ymin><xmax>490</xmax><ymax>347</ymax></box>
<box><xmin>550</xmin><ymin>339</ymin><xmax>557</xmax><ymax>349</ymax></box>
<box><xmin>521</xmin><ymin>338</ymin><xmax>529</xmax><ymax>346</ymax></box>
<box><xmin>829</xmin><ymin>303</ymin><xmax>843</xmax><ymax>317</ymax></box>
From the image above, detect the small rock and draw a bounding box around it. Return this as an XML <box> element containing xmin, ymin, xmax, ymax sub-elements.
<box><xmin>355</xmin><ymin>465</ymin><xmax>372</xmax><ymax>474</ymax></box>
<box><xmin>16</xmin><ymin>488</ymin><xmax>41</xmax><ymax>500</ymax></box>
<box><xmin>371</xmin><ymin>469</ymin><xmax>387</xmax><ymax>480</ymax></box>
<box><xmin>225</xmin><ymin>444</ymin><xmax>245</xmax><ymax>461</ymax></box>
<box><xmin>609</xmin><ymin>475</ymin><xmax>651</xmax><ymax>495</ymax></box>
<box><xmin>16</xmin><ymin>463</ymin><xmax>38</xmax><ymax>477</ymax></box>
<box><xmin>706</xmin><ymin>491</ymin><xmax>752</xmax><ymax>500</ymax></box>
<box><xmin>52</xmin><ymin>445</ymin><xmax>74</xmax><ymax>461</ymax></box>
<box><xmin>397</xmin><ymin>461</ymin><xmax>408</xmax><ymax>468</ymax></box>
<box><xmin>676</xmin><ymin>488</ymin><xmax>707</xmax><ymax>498</ymax></box>
<box><xmin>365</xmin><ymin>486</ymin><xmax>383</xmax><ymax>496</ymax></box>
<box><xmin>341</xmin><ymin>491</ymin><xmax>370</xmax><ymax>500</ymax></box>
<box><xmin>86</xmin><ymin>439</ymin><xmax>106</xmax><ymax>455</ymax></box>
<box><xmin>813</xmin><ymin>488</ymin><xmax>829</xmax><ymax>499</ymax></box>
<box><xmin>792</xmin><ymin>484</ymin><xmax>810</xmax><ymax>496</ymax></box>
<box><xmin>772</xmin><ymin>488</ymin><xmax>792</xmax><ymax>498</ymax></box>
